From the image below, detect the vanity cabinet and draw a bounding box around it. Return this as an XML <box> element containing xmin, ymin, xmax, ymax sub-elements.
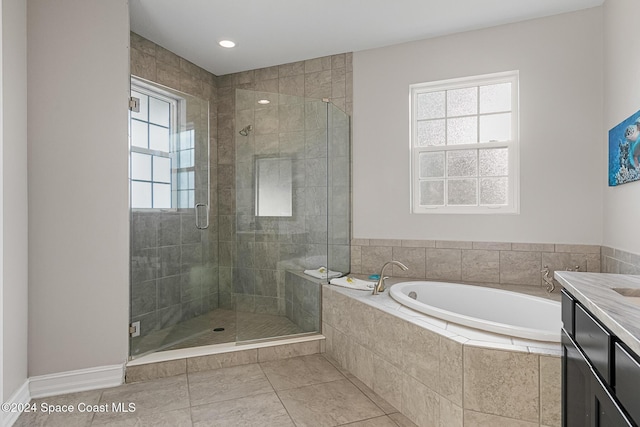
<box><xmin>561</xmin><ymin>289</ymin><xmax>638</xmax><ymax>427</ymax></box>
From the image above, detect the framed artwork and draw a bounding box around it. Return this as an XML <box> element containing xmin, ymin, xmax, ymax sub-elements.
<box><xmin>609</xmin><ymin>109</ymin><xmax>640</xmax><ymax>186</ymax></box>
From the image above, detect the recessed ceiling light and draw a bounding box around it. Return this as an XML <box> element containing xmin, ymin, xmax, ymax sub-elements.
<box><xmin>219</xmin><ymin>40</ymin><xmax>236</xmax><ymax>48</ymax></box>
<box><xmin>257</xmin><ymin>99</ymin><xmax>270</xmax><ymax>105</ymax></box>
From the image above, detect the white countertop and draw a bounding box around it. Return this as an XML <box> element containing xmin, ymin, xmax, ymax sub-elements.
<box><xmin>554</xmin><ymin>271</ymin><xmax>640</xmax><ymax>356</ymax></box>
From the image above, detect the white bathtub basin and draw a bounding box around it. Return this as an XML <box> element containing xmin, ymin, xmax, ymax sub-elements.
<box><xmin>389</xmin><ymin>281</ymin><xmax>561</xmax><ymax>342</ymax></box>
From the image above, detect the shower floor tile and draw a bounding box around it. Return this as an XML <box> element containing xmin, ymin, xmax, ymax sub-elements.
<box><xmin>131</xmin><ymin>309</ymin><xmax>305</xmax><ymax>357</ymax></box>
<box><xmin>15</xmin><ymin>354</ymin><xmax>417</xmax><ymax>427</ymax></box>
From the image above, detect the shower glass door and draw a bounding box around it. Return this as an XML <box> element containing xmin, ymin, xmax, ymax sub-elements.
<box><xmin>129</xmin><ymin>77</ymin><xmax>213</xmax><ymax>358</ymax></box>
<box><xmin>231</xmin><ymin>89</ymin><xmax>350</xmax><ymax>343</ymax></box>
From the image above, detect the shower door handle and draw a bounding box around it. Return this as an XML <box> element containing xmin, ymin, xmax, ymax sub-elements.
<box><xmin>195</xmin><ymin>203</ymin><xmax>209</xmax><ymax>230</ymax></box>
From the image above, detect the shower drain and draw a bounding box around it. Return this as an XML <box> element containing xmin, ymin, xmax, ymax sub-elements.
<box><xmin>213</xmin><ymin>327</ymin><xmax>225</xmax><ymax>332</ymax></box>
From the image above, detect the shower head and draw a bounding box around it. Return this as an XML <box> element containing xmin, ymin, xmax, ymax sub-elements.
<box><xmin>239</xmin><ymin>125</ymin><xmax>252</xmax><ymax>136</ymax></box>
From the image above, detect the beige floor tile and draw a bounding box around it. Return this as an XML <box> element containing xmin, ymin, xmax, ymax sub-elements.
<box><xmin>14</xmin><ymin>390</ymin><xmax>102</xmax><ymax>427</ymax></box>
<box><xmin>260</xmin><ymin>353</ymin><xmax>344</xmax><ymax>390</ymax></box>
<box><xmin>277</xmin><ymin>379</ymin><xmax>384</xmax><ymax>427</ymax></box>
<box><xmin>91</xmin><ymin>408</ymin><xmax>192</xmax><ymax>426</ymax></box>
<box><xmin>339</xmin><ymin>415</ymin><xmax>400</xmax><ymax>426</ymax></box>
<box><xmin>387</xmin><ymin>412</ymin><xmax>418</xmax><ymax>427</ymax></box>
<box><xmin>463</xmin><ymin>410</ymin><xmax>539</xmax><ymax>426</ymax></box>
<box><xmin>187</xmin><ymin>363</ymin><xmax>273</xmax><ymax>406</ymax></box>
<box><xmin>94</xmin><ymin>375</ymin><xmax>189</xmax><ymax>423</ymax></box>
<box><xmin>190</xmin><ymin>392</ymin><xmax>294</xmax><ymax>427</ymax></box>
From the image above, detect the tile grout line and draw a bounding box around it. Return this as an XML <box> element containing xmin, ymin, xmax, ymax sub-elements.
<box><xmin>321</xmin><ymin>353</ymin><xmax>395</xmax><ymax>420</ymax></box>
<box><xmin>256</xmin><ymin>360</ymin><xmax>298</xmax><ymax>426</ymax></box>
<box><xmin>461</xmin><ymin>343</ymin><xmax>465</xmax><ymax>426</ymax></box>
<box><xmin>538</xmin><ymin>354</ymin><xmax>542</xmax><ymax>425</ymax></box>
<box><xmin>185</xmin><ymin>366</ymin><xmax>194</xmax><ymax>427</ymax></box>
<box><xmin>88</xmin><ymin>391</ymin><xmax>102</xmax><ymax>426</ymax></box>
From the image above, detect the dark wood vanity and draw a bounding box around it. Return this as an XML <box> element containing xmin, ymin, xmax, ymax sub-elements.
<box><xmin>560</xmin><ymin>276</ymin><xmax>640</xmax><ymax>427</ymax></box>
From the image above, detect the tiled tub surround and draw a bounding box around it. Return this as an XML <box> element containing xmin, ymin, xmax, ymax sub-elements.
<box><xmin>323</xmin><ymin>282</ymin><xmax>562</xmax><ymax>426</ymax></box>
<box><xmin>601</xmin><ymin>245</ymin><xmax>640</xmax><ymax>274</ymax></box>
<box><xmin>351</xmin><ymin>239</ymin><xmax>602</xmax><ymax>288</ymax></box>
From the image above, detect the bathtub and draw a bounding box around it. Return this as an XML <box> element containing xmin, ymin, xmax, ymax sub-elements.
<box><xmin>389</xmin><ymin>281</ymin><xmax>561</xmax><ymax>342</ymax></box>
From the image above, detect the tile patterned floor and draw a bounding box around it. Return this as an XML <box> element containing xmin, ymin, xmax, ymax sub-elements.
<box><xmin>15</xmin><ymin>354</ymin><xmax>416</xmax><ymax>427</ymax></box>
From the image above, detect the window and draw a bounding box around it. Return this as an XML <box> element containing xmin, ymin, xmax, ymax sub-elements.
<box><xmin>130</xmin><ymin>82</ymin><xmax>195</xmax><ymax>209</ymax></box>
<box><xmin>410</xmin><ymin>71</ymin><xmax>519</xmax><ymax>214</ymax></box>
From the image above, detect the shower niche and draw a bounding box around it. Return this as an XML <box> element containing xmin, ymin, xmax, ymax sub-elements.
<box><xmin>224</xmin><ymin>89</ymin><xmax>351</xmax><ymax>342</ymax></box>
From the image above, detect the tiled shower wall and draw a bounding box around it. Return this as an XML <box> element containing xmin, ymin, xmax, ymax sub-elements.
<box><xmin>216</xmin><ymin>55</ymin><xmax>353</xmax><ymax>316</ymax></box>
<box><xmin>350</xmin><ymin>239</ymin><xmax>602</xmax><ymax>288</ymax></box>
<box><xmin>129</xmin><ymin>33</ymin><xmax>219</xmax><ymax>341</ymax></box>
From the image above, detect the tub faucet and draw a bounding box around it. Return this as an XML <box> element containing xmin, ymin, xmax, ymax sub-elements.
<box><xmin>373</xmin><ymin>261</ymin><xmax>408</xmax><ymax>295</ymax></box>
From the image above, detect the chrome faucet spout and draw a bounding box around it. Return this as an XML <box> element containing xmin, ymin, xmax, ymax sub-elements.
<box><xmin>372</xmin><ymin>261</ymin><xmax>408</xmax><ymax>295</ymax></box>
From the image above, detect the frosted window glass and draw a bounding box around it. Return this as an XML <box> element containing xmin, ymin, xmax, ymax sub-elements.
<box><xmin>480</xmin><ymin>83</ymin><xmax>511</xmax><ymax>114</ymax></box>
<box><xmin>149</xmin><ymin>125</ymin><xmax>170</xmax><ymax>152</ymax></box>
<box><xmin>447</xmin><ymin>117</ymin><xmax>477</xmax><ymax>145</ymax></box>
<box><xmin>480</xmin><ymin>177</ymin><xmax>508</xmax><ymax>205</ymax></box>
<box><xmin>448</xmin><ymin>179</ymin><xmax>477</xmax><ymax>205</ymax></box>
<box><xmin>153</xmin><ymin>183</ymin><xmax>171</xmax><ymax>208</ymax></box>
<box><xmin>131</xmin><ymin>120</ymin><xmax>148</xmax><ymax>148</ymax></box>
<box><xmin>131</xmin><ymin>152</ymin><xmax>151</xmax><ymax>181</ymax></box>
<box><xmin>417</xmin><ymin>120</ymin><xmax>445</xmax><ymax>146</ymax></box>
<box><xmin>419</xmin><ymin>152</ymin><xmax>444</xmax><ymax>178</ymax></box>
<box><xmin>153</xmin><ymin>156</ymin><xmax>171</xmax><ymax>183</ymax></box>
<box><xmin>149</xmin><ymin>97</ymin><xmax>170</xmax><ymax>127</ymax></box>
<box><xmin>447</xmin><ymin>87</ymin><xmax>477</xmax><ymax>117</ymax></box>
<box><xmin>447</xmin><ymin>150</ymin><xmax>477</xmax><ymax>177</ymax></box>
<box><xmin>480</xmin><ymin>113</ymin><xmax>511</xmax><ymax>142</ymax></box>
<box><xmin>131</xmin><ymin>181</ymin><xmax>152</xmax><ymax>208</ymax></box>
<box><xmin>417</xmin><ymin>91</ymin><xmax>445</xmax><ymax>120</ymax></box>
<box><xmin>479</xmin><ymin>148</ymin><xmax>508</xmax><ymax>176</ymax></box>
<box><xmin>419</xmin><ymin>180</ymin><xmax>444</xmax><ymax>206</ymax></box>
<box><xmin>188</xmin><ymin>171</ymin><xmax>195</xmax><ymax>188</ymax></box>
<box><xmin>131</xmin><ymin>91</ymin><xmax>148</xmax><ymax>121</ymax></box>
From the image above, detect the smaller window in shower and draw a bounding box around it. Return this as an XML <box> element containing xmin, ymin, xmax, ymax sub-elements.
<box><xmin>130</xmin><ymin>81</ymin><xmax>196</xmax><ymax>209</ymax></box>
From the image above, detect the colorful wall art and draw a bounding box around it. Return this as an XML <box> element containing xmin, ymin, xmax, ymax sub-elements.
<box><xmin>609</xmin><ymin>109</ymin><xmax>640</xmax><ymax>186</ymax></box>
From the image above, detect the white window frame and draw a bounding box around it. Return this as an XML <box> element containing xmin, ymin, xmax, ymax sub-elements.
<box><xmin>130</xmin><ymin>79</ymin><xmax>179</xmax><ymax>210</ymax></box>
<box><xmin>410</xmin><ymin>71</ymin><xmax>520</xmax><ymax>214</ymax></box>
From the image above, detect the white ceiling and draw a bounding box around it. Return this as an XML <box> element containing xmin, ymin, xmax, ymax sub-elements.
<box><xmin>130</xmin><ymin>0</ymin><xmax>603</xmax><ymax>76</ymax></box>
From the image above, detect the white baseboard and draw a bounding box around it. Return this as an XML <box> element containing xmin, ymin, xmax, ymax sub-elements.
<box><xmin>29</xmin><ymin>364</ymin><xmax>124</xmax><ymax>399</ymax></box>
<box><xmin>2</xmin><ymin>380</ymin><xmax>30</xmax><ymax>427</ymax></box>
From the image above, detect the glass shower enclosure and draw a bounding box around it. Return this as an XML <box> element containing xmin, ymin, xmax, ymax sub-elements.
<box><xmin>128</xmin><ymin>83</ymin><xmax>350</xmax><ymax>358</ymax></box>
<box><xmin>226</xmin><ymin>90</ymin><xmax>351</xmax><ymax>343</ymax></box>
<box><xmin>129</xmin><ymin>77</ymin><xmax>214</xmax><ymax>357</ymax></box>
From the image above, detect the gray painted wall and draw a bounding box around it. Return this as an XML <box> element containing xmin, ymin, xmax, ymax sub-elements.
<box><xmin>353</xmin><ymin>7</ymin><xmax>604</xmax><ymax>244</ymax></box>
<box><xmin>2</xmin><ymin>0</ymin><xmax>28</xmax><ymax>404</ymax></box>
<box><xmin>27</xmin><ymin>0</ymin><xmax>130</xmax><ymax>376</ymax></box>
<box><xmin>603</xmin><ymin>0</ymin><xmax>640</xmax><ymax>256</ymax></box>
